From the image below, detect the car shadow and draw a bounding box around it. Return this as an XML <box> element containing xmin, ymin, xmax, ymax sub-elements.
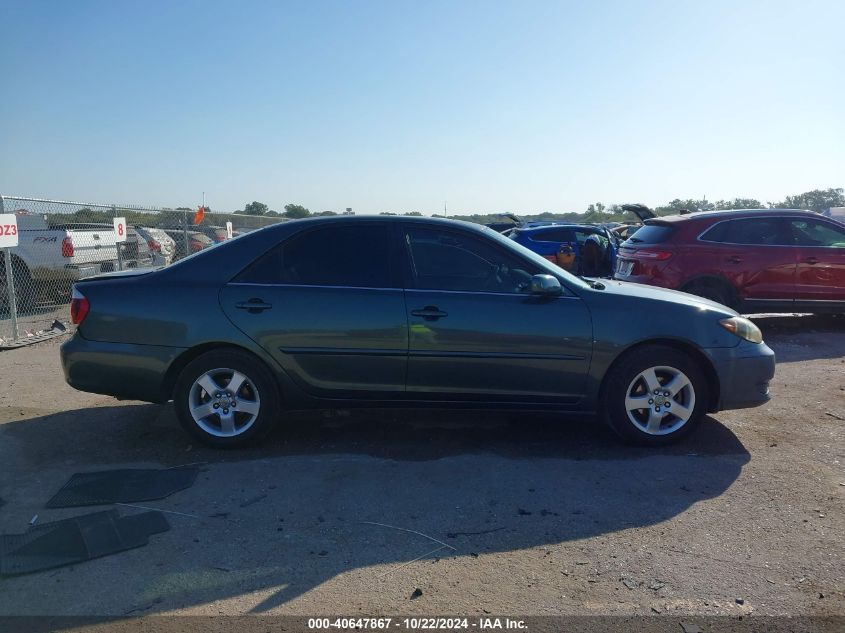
<box><xmin>751</xmin><ymin>313</ymin><xmax>845</xmax><ymax>363</ymax></box>
<box><xmin>0</xmin><ymin>405</ymin><xmax>750</xmax><ymax>616</ymax></box>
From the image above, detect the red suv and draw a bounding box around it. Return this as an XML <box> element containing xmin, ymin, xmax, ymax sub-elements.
<box><xmin>614</xmin><ymin>209</ymin><xmax>845</xmax><ymax>313</ymax></box>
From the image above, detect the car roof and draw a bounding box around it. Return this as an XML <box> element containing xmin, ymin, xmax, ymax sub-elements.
<box><xmin>259</xmin><ymin>213</ymin><xmax>490</xmax><ymax>235</ymax></box>
<box><xmin>645</xmin><ymin>208</ymin><xmax>819</xmax><ymax>224</ymax></box>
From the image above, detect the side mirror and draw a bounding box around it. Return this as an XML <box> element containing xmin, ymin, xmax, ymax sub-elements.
<box><xmin>530</xmin><ymin>274</ymin><xmax>562</xmax><ymax>296</ymax></box>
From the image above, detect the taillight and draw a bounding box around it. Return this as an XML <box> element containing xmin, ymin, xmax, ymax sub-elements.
<box><xmin>70</xmin><ymin>287</ymin><xmax>89</xmax><ymax>324</ymax></box>
<box><xmin>632</xmin><ymin>249</ymin><xmax>673</xmax><ymax>261</ymax></box>
<box><xmin>190</xmin><ymin>240</ymin><xmax>203</xmax><ymax>252</ymax></box>
<box><xmin>61</xmin><ymin>236</ymin><xmax>74</xmax><ymax>257</ymax></box>
<box><xmin>148</xmin><ymin>239</ymin><xmax>161</xmax><ymax>252</ymax></box>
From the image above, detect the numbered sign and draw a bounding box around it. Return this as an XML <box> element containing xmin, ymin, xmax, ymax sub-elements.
<box><xmin>225</xmin><ymin>221</ymin><xmax>233</xmax><ymax>239</ymax></box>
<box><xmin>113</xmin><ymin>217</ymin><xmax>127</xmax><ymax>242</ymax></box>
<box><xmin>0</xmin><ymin>214</ymin><xmax>19</xmax><ymax>248</ymax></box>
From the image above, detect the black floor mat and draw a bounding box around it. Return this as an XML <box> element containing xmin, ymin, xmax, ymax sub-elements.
<box><xmin>45</xmin><ymin>467</ymin><xmax>199</xmax><ymax>508</ymax></box>
<box><xmin>0</xmin><ymin>510</ymin><xmax>169</xmax><ymax>576</ymax></box>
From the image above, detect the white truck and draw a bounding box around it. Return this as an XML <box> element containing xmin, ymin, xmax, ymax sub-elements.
<box><xmin>1</xmin><ymin>212</ymin><xmax>119</xmax><ymax>310</ymax></box>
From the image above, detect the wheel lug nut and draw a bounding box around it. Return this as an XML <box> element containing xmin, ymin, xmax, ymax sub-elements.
<box><xmin>648</xmin><ymin>399</ymin><xmax>654</xmax><ymax>404</ymax></box>
<box><xmin>663</xmin><ymin>391</ymin><xmax>670</xmax><ymax>397</ymax></box>
<box><xmin>655</xmin><ymin>407</ymin><xmax>661</xmax><ymax>412</ymax></box>
<box><xmin>213</xmin><ymin>403</ymin><xmax>219</xmax><ymax>409</ymax></box>
<box><xmin>653</xmin><ymin>390</ymin><xmax>659</xmax><ymax>395</ymax></box>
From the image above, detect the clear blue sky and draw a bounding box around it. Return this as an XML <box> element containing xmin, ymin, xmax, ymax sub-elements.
<box><xmin>1</xmin><ymin>0</ymin><xmax>843</xmax><ymax>214</ymax></box>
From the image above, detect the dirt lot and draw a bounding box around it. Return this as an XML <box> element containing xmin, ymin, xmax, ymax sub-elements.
<box><xmin>0</xmin><ymin>314</ymin><xmax>843</xmax><ymax>621</ymax></box>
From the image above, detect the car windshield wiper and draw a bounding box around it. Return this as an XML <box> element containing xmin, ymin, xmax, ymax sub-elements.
<box><xmin>579</xmin><ymin>276</ymin><xmax>606</xmax><ymax>290</ymax></box>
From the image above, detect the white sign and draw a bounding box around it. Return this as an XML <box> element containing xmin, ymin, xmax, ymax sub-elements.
<box><xmin>0</xmin><ymin>214</ymin><xmax>19</xmax><ymax>248</ymax></box>
<box><xmin>113</xmin><ymin>216</ymin><xmax>127</xmax><ymax>242</ymax></box>
<box><xmin>225</xmin><ymin>221</ymin><xmax>233</xmax><ymax>239</ymax></box>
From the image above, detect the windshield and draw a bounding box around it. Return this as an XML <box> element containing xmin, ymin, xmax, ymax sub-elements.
<box><xmin>483</xmin><ymin>225</ymin><xmax>591</xmax><ymax>289</ymax></box>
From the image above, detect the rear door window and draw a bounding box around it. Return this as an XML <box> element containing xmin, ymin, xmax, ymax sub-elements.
<box><xmin>235</xmin><ymin>224</ymin><xmax>395</xmax><ymax>287</ymax></box>
<box><xmin>700</xmin><ymin>218</ymin><xmax>789</xmax><ymax>245</ymax></box>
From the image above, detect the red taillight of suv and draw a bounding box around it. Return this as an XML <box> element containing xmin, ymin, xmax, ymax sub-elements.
<box><xmin>61</xmin><ymin>236</ymin><xmax>74</xmax><ymax>258</ymax></box>
<box><xmin>631</xmin><ymin>249</ymin><xmax>673</xmax><ymax>261</ymax></box>
<box><xmin>70</xmin><ymin>287</ymin><xmax>89</xmax><ymax>324</ymax></box>
<box><xmin>147</xmin><ymin>239</ymin><xmax>161</xmax><ymax>252</ymax></box>
<box><xmin>190</xmin><ymin>239</ymin><xmax>204</xmax><ymax>253</ymax></box>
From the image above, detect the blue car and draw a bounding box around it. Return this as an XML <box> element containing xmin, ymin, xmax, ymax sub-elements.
<box><xmin>508</xmin><ymin>223</ymin><xmax>619</xmax><ymax>277</ymax></box>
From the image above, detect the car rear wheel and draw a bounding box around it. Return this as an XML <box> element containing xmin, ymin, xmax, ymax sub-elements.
<box><xmin>601</xmin><ymin>345</ymin><xmax>708</xmax><ymax>445</ymax></box>
<box><xmin>174</xmin><ymin>349</ymin><xmax>280</xmax><ymax>448</ymax></box>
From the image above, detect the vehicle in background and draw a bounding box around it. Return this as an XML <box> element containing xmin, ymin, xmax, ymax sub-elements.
<box><xmin>1</xmin><ymin>211</ymin><xmax>119</xmax><ymax>310</ymax></box>
<box><xmin>612</xmin><ymin>204</ymin><xmax>656</xmax><ymax>241</ymax></box>
<box><xmin>484</xmin><ymin>213</ymin><xmax>523</xmax><ymax>233</ymax></box>
<box><xmin>61</xmin><ymin>216</ymin><xmax>775</xmax><ymax>449</ymax></box>
<box><xmin>162</xmin><ymin>229</ymin><xmax>214</xmax><ymax>261</ymax></box>
<box><xmin>135</xmin><ymin>226</ymin><xmax>176</xmax><ymax>266</ymax></box>
<box><xmin>614</xmin><ymin>209</ymin><xmax>845</xmax><ymax>313</ymax></box>
<box><xmin>119</xmin><ymin>227</ymin><xmax>155</xmax><ymax>269</ymax></box>
<box><xmin>509</xmin><ymin>223</ymin><xmax>619</xmax><ymax>277</ymax></box>
<box><xmin>194</xmin><ymin>225</ymin><xmax>231</xmax><ymax>244</ymax></box>
<box><xmin>823</xmin><ymin>207</ymin><xmax>845</xmax><ymax>225</ymax></box>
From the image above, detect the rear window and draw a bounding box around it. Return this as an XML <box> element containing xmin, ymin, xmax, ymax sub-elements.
<box><xmin>531</xmin><ymin>228</ymin><xmax>574</xmax><ymax>242</ymax></box>
<box><xmin>625</xmin><ymin>223</ymin><xmax>676</xmax><ymax>245</ymax></box>
<box><xmin>235</xmin><ymin>224</ymin><xmax>394</xmax><ymax>288</ymax></box>
<box><xmin>700</xmin><ymin>218</ymin><xmax>788</xmax><ymax>245</ymax></box>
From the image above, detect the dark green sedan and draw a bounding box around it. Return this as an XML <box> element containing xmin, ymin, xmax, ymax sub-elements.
<box><xmin>60</xmin><ymin>216</ymin><xmax>775</xmax><ymax>447</ymax></box>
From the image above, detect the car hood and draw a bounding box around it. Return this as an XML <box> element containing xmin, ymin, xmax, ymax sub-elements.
<box><xmin>594</xmin><ymin>279</ymin><xmax>738</xmax><ymax>316</ymax></box>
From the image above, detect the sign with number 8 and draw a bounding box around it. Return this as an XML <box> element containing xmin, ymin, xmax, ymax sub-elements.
<box><xmin>113</xmin><ymin>217</ymin><xmax>127</xmax><ymax>243</ymax></box>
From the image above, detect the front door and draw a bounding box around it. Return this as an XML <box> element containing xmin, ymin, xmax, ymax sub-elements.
<box><xmin>400</xmin><ymin>225</ymin><xmax>593</xmax><ymax>405</ymax></box>
<box><xmin>221</xmin><ymin>223</ymin><xmax>408</xmax><ymax>398</ymax></box>
<box><xmin>697</xmin><ymin>216</ymin><xmax>797</xmax><ymax>305</ymax></box>
<box><xmin>786</xmin><ymin>216</ymin><xmax>845</xmax><ymax>306</ymax></box>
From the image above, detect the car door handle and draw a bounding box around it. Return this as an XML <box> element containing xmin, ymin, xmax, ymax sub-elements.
<box><xmin>235</xmin><ymin>298</ymin><xmax>273</xmax><ymax>313</ymax></box>
<box><xmin>727</xmin><ymin>255</ymin><xmax>743</xmax><ymax>264</ymax></box>
<box><xmin>804</xmin><ymin>257</ymin><xmax>819</xmax><ymax>265</ymax></box>
<box><xmin>410</xmin><ymin>306</ymin><xmax>448</xmax><ymax>320</ymax></box>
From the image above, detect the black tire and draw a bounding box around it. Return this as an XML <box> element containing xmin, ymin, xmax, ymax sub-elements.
<box><xmin>681</xmin><ymin>279</ymin><xmax>736</xmax><ymax>310</ymax></box>
<box><xmin>0</xmin><ymin>259</ymin><xmax>34</xmax><ymax>314</ymax></box>
<box><xmin>600</xmin><ymin>345</ymin><xmax>709</xmax><ymax>446</ymax></box>
<box><xmin>173</xmin><ymin>349</ymin><xmax>281</xmax><ymax>448</ymax></box>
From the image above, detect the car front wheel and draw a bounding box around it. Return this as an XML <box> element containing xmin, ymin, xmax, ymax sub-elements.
<box><xmin>174</xmin><ymin>349</ymin><xmax>280</xmax><ymax>448</ymax></box>
<box><xmin>601</xmin><ymin>345</ymin><xmax>708</xmax><ymax>445</ymax></box>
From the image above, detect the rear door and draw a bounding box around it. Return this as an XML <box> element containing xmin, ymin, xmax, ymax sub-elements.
<box><xmin>221</xmin><ymin>223</ymin><xmax>409</xmax><ymax>398</ymax></box>
<box><xmin>400</xmin><ymin>225</ymin><xmax>593</xmax><ymax>404</ymax></box>
<box><xmin>786</xmin><ymin>216</ymin><xmax>845</xmax><ymax>305</ymax></box>
<box><xmin>696</xmin><ymin>217</ymin><xmax>796</xmax><ymax>305</ymax></box>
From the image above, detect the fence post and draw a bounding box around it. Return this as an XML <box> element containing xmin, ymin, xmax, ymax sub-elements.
<box><xmin>0</xmin><ymin>195</ymin><xmax>20</xmax><ymax>341</ymax></box>
<box><xmin>3</xmin><ymin>248</ymin><xmax>19</xmax><ymax>340</ymax></box>
<box><xmin>182</xmin><ymin>209</ymin><xmax>189</xmax><ymax>258</ymax></box>
<box><xmin>112</xmin><ymin>206</ymin><xmax>124</xmax><ymax>271</ymax></box>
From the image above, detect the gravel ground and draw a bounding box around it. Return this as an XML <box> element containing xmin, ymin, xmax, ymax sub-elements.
<box><xmin>0</xmin><ymin>314</ymin><xmax>842</xmax><ymax>621</ymax></box>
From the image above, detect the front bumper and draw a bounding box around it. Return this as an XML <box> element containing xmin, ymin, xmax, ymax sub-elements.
<box><xmin>60</xmin><ymin>333</ymin><xmax>186</xmax><ymax>403</ymax></box>
<box><xmin>705</xmin><ymin>341</ymin><xmax>776</xmax><ymax>411</ymax></box>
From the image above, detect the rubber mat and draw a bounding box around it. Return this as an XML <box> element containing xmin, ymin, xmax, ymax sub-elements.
<box><xmin>0</xmin><ymin>510</ymin><xmax>169</xmax><ymax>576</ymax></box>
<box><xmin>45</xmin><ymin>467</ymin><xmax>199</xmax><ymax>508</ymax></box>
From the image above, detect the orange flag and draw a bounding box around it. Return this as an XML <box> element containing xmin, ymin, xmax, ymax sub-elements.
<box><xmin>193</xmin><ymin>206</ymin><xmax>206</xmax><ymax>225</ymax></box>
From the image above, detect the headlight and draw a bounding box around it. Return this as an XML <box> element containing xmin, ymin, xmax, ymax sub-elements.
<box><xmin>719</xmin><ymin>317</ymin><xmax>763</xmax><ymax>344</ymax></box>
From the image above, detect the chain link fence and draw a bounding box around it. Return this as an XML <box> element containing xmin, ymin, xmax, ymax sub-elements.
<box><xmin>0</xmin><ymin>194</ymin><xmax>288</xmax><ymax>346</ymax></box>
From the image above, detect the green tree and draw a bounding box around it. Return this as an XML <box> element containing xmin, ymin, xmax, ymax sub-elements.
<box><xmin>772</xmin><ymin>188</ymin><xmax>845</xmax><ymax>212</ymax></box>
<box><xmin>713</xmin><ymin>198</ymin><xmax>764</xmax><ymax>210</ymax></box>
<box><xmin>243</xmin><ymin>201</ymin><xmax>269</xmax><ymax>216</ymax></box>
<box><xmin>404</xmin><ymin>211</ymin><xmax>423</xmax><ymax>216</ymax></box>
<box><xmin>283</xmin><ymin>203</ymin><xmax>311</xmax><ymax>218</ymax></box>
<box><xmin>654</xmin><ymin>199</ymin><xmax>715</xmax><ymax>215</ymax></box>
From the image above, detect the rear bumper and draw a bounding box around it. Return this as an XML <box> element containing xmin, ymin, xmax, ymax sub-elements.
<box><xmin>705</xmin><ymin>341</ymin><xmax>776</xmax><ymax>411</ymax></box>
<box><xmin>60</xmin><ymin>333</ymin><xmax>186</xmax><ymax>403</ymax></box>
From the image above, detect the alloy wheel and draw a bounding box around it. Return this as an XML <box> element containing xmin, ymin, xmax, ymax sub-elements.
<box><xmin>189</xmin><ymin>367</ymin><xmax>261</xmax><ymax>437</ymax></box>
<box><xmin>624</xmin><ymin>365</ymin><xmax>696</xmax><ymax>436</ymax></box>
